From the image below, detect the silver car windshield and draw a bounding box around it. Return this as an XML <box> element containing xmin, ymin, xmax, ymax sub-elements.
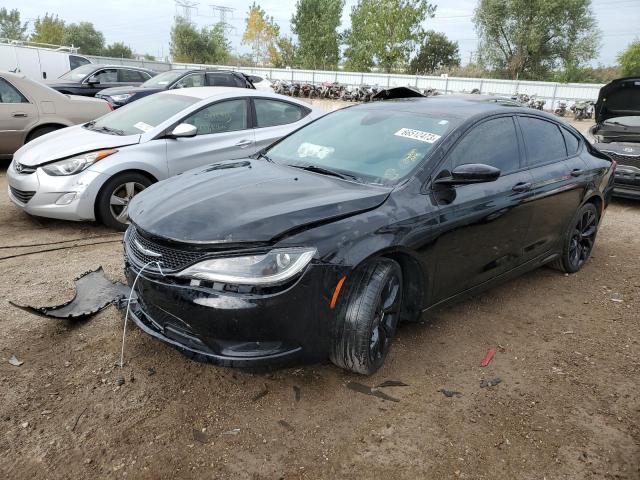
<box><xmin>142</xmin><ymin>70</ymin><xmax>187</xmax><ymax>87</ymax></box>
<box><xmin>268</xmin><ymin>107</ymin><xmax>455</xmax><ymax>185</ymax></box>
<box><xmin>85</xmin><ymin>94</ymin><xmax>199</xmax><ymax>136</ymax></box>
<box><xmin>59</xmin><ymin>64</ymin><xmax>97</xmax><ymax>81</ymax></box>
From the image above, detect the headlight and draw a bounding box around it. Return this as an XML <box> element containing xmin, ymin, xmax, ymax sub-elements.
<box><xmin>109</xmin><ymin>93</ymin><xmax>133</xmax><ymax>102</ymax></box>
<box><xmin>176</xmin><ymin>247</ymin><xmax>316</xmax><ymax>285</ymax></box>
<box><xmin>42</xmin><ymin>149</ymin><xmax>118</xmax><ymax>176</ymax></box>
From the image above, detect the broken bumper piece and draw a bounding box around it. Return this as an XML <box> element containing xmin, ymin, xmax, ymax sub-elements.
<box><xmin>11</xmin><ymin>267</ymin><xmax>130</xmax><ymax>320</ymax></box>
<box><xmin>124</xmin><ymin>262</ymin><xmax>346</xmax><ymax>368</ymax></box>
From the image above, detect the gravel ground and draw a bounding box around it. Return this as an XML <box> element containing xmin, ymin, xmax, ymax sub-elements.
<box><xmin>0</xmin><ymin>109</ymin><xmax>638</xmax><ymax>479</ymax></box>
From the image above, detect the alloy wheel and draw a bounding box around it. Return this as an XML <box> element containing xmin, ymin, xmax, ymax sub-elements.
<box><xmin>109</xmin><ymin>181</ymin><xmax>146</xmax><ymax>225</ymax></box>
<box><xmin>369</xmin><ymin>274</ymin><xmax>402</xmax><ymax>363</ymax></box>
<box><xmin>568</xmin><ymin>208</ymin><xmax>597</xmax><ymax>269</ymax></box>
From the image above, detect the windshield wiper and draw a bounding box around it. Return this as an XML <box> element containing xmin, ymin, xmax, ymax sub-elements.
<box><xmin>89</xmin><ymin>125</ymin><xmax>125</xmax><ymax>136</ymax></box>
<box><xmin>288</xmin><ymin>164</ymin><xmax>358</xmax><ymax>182</ymax></box>
<box><xmin>255</xmin><ymin>151</ymin><xmax>273</xmax><ymax>162</ymax></box>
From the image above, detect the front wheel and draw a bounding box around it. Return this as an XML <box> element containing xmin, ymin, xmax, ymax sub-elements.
<box><xmin>96</xmin><ymin>172</ymin><xmax>152</xmax><ymax>231</ymax></box>
<box><xmin>551</xmin><ymin>203</ymin><xmax>599</xmax><ymax>273</ymax></box>
<box><xmin>330</xmin><ymin>259</ymin><xmax>403</xmax><ymax>375</ymax></box>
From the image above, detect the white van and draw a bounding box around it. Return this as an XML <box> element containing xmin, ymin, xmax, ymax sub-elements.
<box><xmin>0</xmin><ymin>40</ymin><xmax>91</xmax><ymax>82</ymax></box>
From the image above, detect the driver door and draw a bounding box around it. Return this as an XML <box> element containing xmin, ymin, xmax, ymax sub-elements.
<box><xmin>166</xmin><ymin>98</ymin><xmax>255</xmax><ymax>175</ymax></box>
<box><xmin>84</xmin><ymin>68</ymin><xmax>118</xmax><ymax>95</ymax></box>
<box><xmin>427</xmin><ymin>115</ymin><xmax>535</xmax><ymax>302</ymax></box>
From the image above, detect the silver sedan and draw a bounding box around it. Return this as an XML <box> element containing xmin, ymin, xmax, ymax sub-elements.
<box><xmin>7</xmin><ymin>87</ymin><xmax>324</xmax><ymax>229</ymax></box>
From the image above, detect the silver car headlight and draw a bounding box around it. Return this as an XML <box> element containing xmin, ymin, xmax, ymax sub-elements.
<box><xmin>176</xmin><ymin>247</ymin><xmax>316</xmax><ymax>285</ymax></box>
<box><xmin>42</xmin><ymin>149</ymin><xmax>118</xmax><ymax>176</ymax></box>
<box><xmin>110</xmin><ymin>93</ymin><xmax>133</xmax><ymax>102</ymax></box>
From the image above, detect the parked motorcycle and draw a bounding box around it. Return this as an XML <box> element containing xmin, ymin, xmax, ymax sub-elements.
<box><xmin>554</xmin><ymin>101</ymin><xmax>568</xmax><ymax>117</ymax></box>
<box><xmin>571</xmin><ymin>100</ymin><xmax>589</xmax><ymax>121</ymax></box>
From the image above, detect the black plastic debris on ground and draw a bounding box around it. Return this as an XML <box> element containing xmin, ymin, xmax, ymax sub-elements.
<box><xmin>293</xmin><ymin>385</ymin><xmax>301</xmax><ymax>402</ymax></box>
<box><xmin>347</xmin><ymin>381</ymin><xmax>400</xmax><ymax>402</ymax></box>
<box><xmin>9</xmin><ymin>267</ymin><xmax>130</xmax><ymax>320</ymax></box>
<box><xmin>480</xmin><ymin>377</ymin><xmax>502</xmax><ymax>388</ymax></box>
<box><xmin>438</xmin><ymin>389</ymin><xmax>463</xmax><ymax>398</ymax></box>
<box><xmin>376</xmin><ymin>380</ymin><xmax>409</xmax><ymax>388</ymax></box>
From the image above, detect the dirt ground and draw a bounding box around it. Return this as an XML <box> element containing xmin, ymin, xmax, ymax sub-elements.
<box><xmin>0</xmin><ymin>110</ymin><xmax>639</xmax><ymax>479</ymax></box>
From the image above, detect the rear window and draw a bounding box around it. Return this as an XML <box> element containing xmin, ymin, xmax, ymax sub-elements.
<box><xmin>119</xmin><ymin>69</ymin><xmax>147</xmax><ymax>83</ymax></box>
<box><xmin>254</xmin><ymin>99</ymin><xmax>308</xmax><ymax>127</ymax></box>
<box><xmin>519</xmin><ymin>117</ymin><xmax>567</xmax><ymax>166</ymax></box>
<box><xmin>268</xmin><ymin>107</ymin><xmax>456</xmax><ymax>185</ymax></box>
<box><xmin>86</xmin><ymin>94</ymin><xmax>198</xmax><ymax>136</ymax></box>
<box><xmin>561</xmin><ymin>128</ymin><xmax>580</xmax><ymax>155</ymax></box>
<box><xmin>206</xmin><ymin>73</ymin><xmax>237</xmax><ymax>87</ymax></box>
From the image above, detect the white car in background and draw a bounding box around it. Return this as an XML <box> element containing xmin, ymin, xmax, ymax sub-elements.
<box><xmin>7</xmin><ymin>87</ymin><xmax>324</xmax><ymax>230</ymax></box>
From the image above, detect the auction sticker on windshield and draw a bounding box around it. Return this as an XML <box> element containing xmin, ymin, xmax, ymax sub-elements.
<box><xmin>394</xmin><ymin>128</ymin><xmax>441</xmax><ymax>144</ymax></box>
<box><xmin>133</xmin><ymin>121</ymin><xmax>154</xmax><ymax>133</ymax></box>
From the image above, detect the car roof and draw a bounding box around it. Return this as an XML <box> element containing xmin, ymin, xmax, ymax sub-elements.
<box><xmin>160</xmin><ymin>86</ymin><xmax>298</xmax><ymax>101</ymax></box>
<box><xmin>357</xmin><ymin>95</ymin><xmax>550</xmax><ymax>120</ymax></box>
<box><xmin>88</xmin><ymin>65</ymin><xmax>155</xmax><ymax>73</ymax></box>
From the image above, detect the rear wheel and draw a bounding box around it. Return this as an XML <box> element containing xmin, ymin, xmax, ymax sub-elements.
<box><xmin>551</xmin><ymin>203</ymin><xmax>599</xmax><ymax>273</ymax></box>
<box><xmin>330</xmin><ymin>259</ymin><xmax>403</xmax><ymax>375</ymax></box>
<box><xmin>96</xmin><ymin>172</ymin><xmax>152</xmax><ymax>231</ymax></box>
<box><xmin>26</xmin><ymin>125</ymin><xmax>61</xmax><ymax>143</ymax></box>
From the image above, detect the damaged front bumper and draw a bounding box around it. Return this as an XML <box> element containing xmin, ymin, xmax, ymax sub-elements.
<box><xmin>124</xmin><ymin>259</ymin><xmax>347</xmax><ymax>368</ymax></box>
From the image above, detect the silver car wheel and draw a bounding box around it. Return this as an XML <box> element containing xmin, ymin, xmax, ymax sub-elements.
<box><xmin>109</xmin><ymin>181</ymin><xmax>146</xmax><ymax>224</ymax></box>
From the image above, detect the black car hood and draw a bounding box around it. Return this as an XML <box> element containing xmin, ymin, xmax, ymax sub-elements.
<box><xmin>98</xmin><ymin>86</ymin><xmax>161</xmax><ymax>96</ymax></box>
<box><xmin>129</xmin><ymin>159</ymin><xmax>391</xmax><ymax>244</ymax></box>
<box><xmin>595</xmin><ymin>77</ymin><xmax>640</xmax><ymax>123</ymax></box>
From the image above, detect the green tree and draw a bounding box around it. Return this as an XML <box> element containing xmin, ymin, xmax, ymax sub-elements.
<box><xmin>170</xmin><ymin>17</ymin><xmax>230</xmax><ymax>64</ymax></box>
<box><xmin>409</xmin><ymin>31</ymin><xmax>460</xmax><ymax>74</ymax></box>
<box><xmin>291</xmin><ymin>0</ymin><xmax>343</xmax><ymax>69</ymax></box>
<box><xmin>0</xmin><ymin>8</ymin><xmax>28</xmax><ymax>40</ymax></box>
<box><xmin>618</xmin><ymin>39</ymin><xmax>640</xmax><ymax>77</ymax></box>
<box><xmin>63</xmin><ymin>22</ymin><xmax>105</xmax><ymax>55</ymax></box>
<box><xmin>31</xmin><ymin>13</ymin><xmax>66</xmax><ymax>45</ymax></box>
<box><xmin>142</xmin><ymin>53</ymin><xmax>156</xmax><ymax>61</ymax></box>
<box><xmin>103</xmin><ymin>42</ymin><xmax>134</xmax><ymax>59</ymax></box>
<box><xmin>473</xmin><ymin>0</ymin><xmax>600</xmax><ymax>80</ymax></box>
<box><xmin>241</xmin><ymin>2</ymin><xmax>280</xmax><ymax>65</ymax></box>
<box><xmin>344</xmin><ymin>0</ymin><xmax>435</xmax><ymax>73</ymax></box>
<box><xmin>273</xmin><ymin>36</ymin><xmax>297</xmax><ymax>68</ymax></box>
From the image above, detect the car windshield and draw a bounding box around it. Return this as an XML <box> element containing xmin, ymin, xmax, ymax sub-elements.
<box><xmin>59</xmin><ymin>64</ymin><xmax>97</xmax><ymax>81</ymax></box>
<box><xmin>85</xmin><ymin>94</ymin><xmax>199</xmax><ymax>136</ymax></box>
<box><xmin>605</xmin><ymin>116</ymin><xmax>640</xmax><ymax>127</ymax></box>
<box><xmin>267</xmin><ymin>106</ymin><xmax>455</xmax><ymax>185</ymax></box>
<box><xmin>142</xmin><ymin>70</ymin><xmax>187</xmax><ymax>88</ymax></box>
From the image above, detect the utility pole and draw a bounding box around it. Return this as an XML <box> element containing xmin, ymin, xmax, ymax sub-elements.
<box><xmin>175</xmin><ymin>0</ymin><xmax>199</xmax><ymax>22</ymax></box>
<box><xmin>210</xmin><ymin>5</ymin><xmax>236</xmax><ymax>35</ymax></box>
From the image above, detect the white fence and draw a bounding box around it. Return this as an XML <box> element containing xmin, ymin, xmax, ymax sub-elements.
<box><xmin>87</xmin><ymin>54</ymin><xmax>603</xmax><ymax>109</ymax></box>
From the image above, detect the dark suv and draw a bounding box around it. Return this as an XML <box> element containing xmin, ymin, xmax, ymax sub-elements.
<box><xmin>587</xmin><ymin>77</ymin><xmax>640</xmax><ymax>199</ymax></box>
<box><xmin>46</xmin><ymin>64</ymin><xmax>156</xmax><ymax>97</ymax></box>
<box><xmin>96</xmin><ymin>69</ymin><xmax>257</xmax><ymax>108</ymax></box>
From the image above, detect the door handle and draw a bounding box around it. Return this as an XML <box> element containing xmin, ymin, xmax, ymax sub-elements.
<box><xmin>570</xmin><ymin>169</ymin><xmax>584</xmax><ymax>177</ymax></box>
<box><xmin>235</xmin><ymin>139</ymin><xmax>252</xmax><ymax>148</ymax></box>
<box><xmin>512</xmin><ymin>182</ymin><xmax>532</xmax><ymax>192</ymax></box>
<box><xmin>12</xmin><ymin>112</ymin><xmax>27</xmax><ymax>118</ymax></box>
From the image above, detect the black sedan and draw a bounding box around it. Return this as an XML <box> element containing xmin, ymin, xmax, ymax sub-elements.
<box><xmin>587</xmin><ymin>77</ymin><xmax>640</xmax><ymax>199</ymax></box>
<box><xmin>96</xmin><ymin>69</ymin><xmax>257</xmax><ymax>108</ymax></box>
<box><xmin>46</xmin><ymin>64</ymin><xmax>156</xmax><ymax>97</ymax></box>
<box><xmin>123</xmin><ymin>96</ymin><xmax>616</xmax><ymax>374</ymax></box>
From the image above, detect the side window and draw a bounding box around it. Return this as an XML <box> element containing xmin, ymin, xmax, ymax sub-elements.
<box><xmin>0</xmin><ymin>78</ymin><xmax>28</xmax><ymax>103</ymax></box>
<box><xmin>177</xmin><ymin>73</ymin><xmax>205</xmax><ymax>88</ymax></box>
<box><xmin>447</xmin><ymin>117</ymin><xmax>521</xmax><ymax>174</ymax></box>
<box><xmin>69</xmin><ymin>55</ymin><xmax>90</xmax><ymax>70</ymax></box>
<box><xmin>206</xmin><ymin>73</ymin><xmax>237</xmax><ymax>87</ymax></box>
<box><xmin>254</xmin><ymin>99</ymin><xmax>308</xmax><ymax>128</ymax></box>
<box><xmin>183</xmin><ymin>99</ymin><xmax>248</xmax><ymax>135</ymax></box>
<box><xmin>561</xmin><ymin>128</ymin><xmax>580</xmax><ymax>156</ymax></box>
<box><xmin>519</xmin><ymin>117</ymin><xmax>567</xmax><ymax>166</ymax></box>
<box><xmin>93</xmin><ymin>69</ymin><xmax>117</xmax><ymax>83</ymax></box>
<box><xmin>234</xmin><ymin>76</ymin><xmax>249</xmax><ymax>88</ymax></box>
<box><xmin>119</xmin><ymin>69</ymin><xmax>146</xmax><ymax>83</ymax></box>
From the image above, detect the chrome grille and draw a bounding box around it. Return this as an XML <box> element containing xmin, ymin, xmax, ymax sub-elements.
<box><xmin>9</xmin><ymin>186</ymin><xmax>35</xmax><ymax>204</ymax></box>
<box><xmin>601</xmin><ymin>151</ymin><xmax>640</xmax><ymax>169</ymax></box>
<box><xmin>125</xmin><ymin>227</ymin><xmax>207</xmax><ymax>272</ymax></box>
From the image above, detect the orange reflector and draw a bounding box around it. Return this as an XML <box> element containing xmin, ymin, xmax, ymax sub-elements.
<box><xmin>330</xmin><ymin>276</ymin><xmax>347</xmax><ymax>309</ymax></box>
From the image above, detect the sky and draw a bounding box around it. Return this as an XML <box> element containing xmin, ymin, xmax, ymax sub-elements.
<box><xmin>5</xmin><ymin>0</ymin><xmax>640</xmax><ymax>67</ymax></box>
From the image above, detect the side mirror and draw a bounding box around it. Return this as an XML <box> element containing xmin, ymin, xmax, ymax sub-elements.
<box><xmin>435</xmin><ymin>163</ymin><xmax>501</xmax><ymax>185</ymax></box>
<box><xmin>86</xmin><ymin>75</ymin><xmax>100</xmax><ymax>84</ymax></box>
<box><xmin>167</xmin><ymin>123</ymin><xmax>197</xmax><ymax>139</ymax></box>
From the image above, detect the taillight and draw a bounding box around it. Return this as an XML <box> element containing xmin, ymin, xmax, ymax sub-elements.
<box><xmin>107</xmin><ymin>103</ymin><xmax>114</xmax><ymax>111</ymax></box>
<box><xmin>611</xmin><ymin>159</ymin><xmax>617</xmax><ymax>171</ymax></box>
